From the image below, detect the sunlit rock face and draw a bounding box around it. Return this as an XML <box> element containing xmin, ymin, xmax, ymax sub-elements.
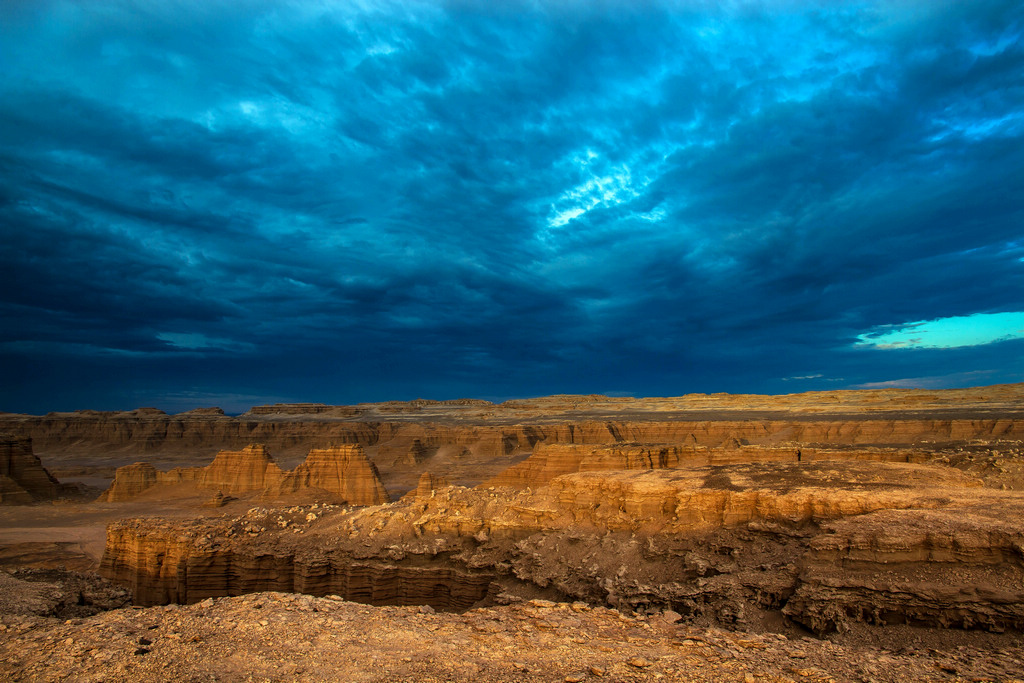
<box><xmin>100</xmin><ymin>460</ymin><xmax>1024</xmax><ymax>635</ymax></box>
<box><xmin>4</xmin><ymin>385</ymin><xmax>1024</xmax><ymax>466</ymax></box>
<box><xmin>198</xmin><ymin>445</ymin><xmax>285</xmax><ymax>495</ymax></box>
<box><xmin>99</xmin><ymin>443</ymin><xmax>389</xmax><ymax>506</ymax></box>
<box><xmin>98</xmin><ymin>462</ymin><xmax>200</xmax><ymax>502</ymax></box>
<box><xmin>11</xmin><ymin>386</ymin><xmax>1024</xmax><ymax>642</ymax></box>
<box><xmin>271</xmin><ymin>445</ymin><xmax>390</xmax><ymax>505</ymax></box>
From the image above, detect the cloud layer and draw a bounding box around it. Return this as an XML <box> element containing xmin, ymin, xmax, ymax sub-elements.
<box><xmin>2</xmin><ymin>0</ymin><xmax>1023</xmax><ymax>413</ymax></box>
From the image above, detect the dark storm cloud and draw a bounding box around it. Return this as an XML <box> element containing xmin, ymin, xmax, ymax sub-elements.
<box><xmin>2</xmin><ymin>0</ymin><xmax>1023</xmax><ymax>413</ymax></box>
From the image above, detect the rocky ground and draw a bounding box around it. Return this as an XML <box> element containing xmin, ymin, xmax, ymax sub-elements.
<box><xmin>4</xmin><ymin>386</ymin><xmax>1024</xmax><ymax>681</ymax></box>
<box><xmin>2</xmin><ymin>588</ymin><xmax>1022</xmax><ymax>683</ymax></box>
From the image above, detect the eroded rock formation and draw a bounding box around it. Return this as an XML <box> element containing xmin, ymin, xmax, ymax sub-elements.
<box><xmin>11</xmin><ymin>384</ymin><xmax>1024</xmax><ymax>653</ymax></box>
<box><xmin>99</xmin><ymin>460</ymin><xmax>1024</xmax><ymax>636</ymax></box>
<box><xmin>1</xmin><ymin>434</ymin><xmax>61</xmax><ymax>504</ymax></box>
<box><xmin>98</xmin><ymin>463</ymin><xmax>199</xmax><ymax>502</ymax></box>
<box><xmin>4</xmin><ymin>385</ymin><xmax>1023</xmax><ymax>483</ymax></box>
<box><xmin>272</xmin><ymin>446</ymin><xmax>389</xmax><ymax>505</ymax></box>
<box><xmin>198</xmin><ymin>445</ymin><xmax>285</xmax><ymax>495</ymax></box>
<box><xmin>409</xmin><ymin>472</ymin><xmax>451</xmax><ymax>499</ymax></box>
<box><xmin>100</xmin><ymin>444</ymin><xmax>389</xmax><ymax>506</ymax></box>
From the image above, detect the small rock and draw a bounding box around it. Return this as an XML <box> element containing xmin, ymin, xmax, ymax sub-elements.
<box><xmin>589</xmin><ymin>665</ymin><xmax>606</xmax><ymax>676</ymax></box>
<box><xmin>628</xmin><ymin>657</ymin><xmax>652</xmax><ymax>668</ymax></box>
<box><xmin>138</xmin><ymin>637</ymin><xmax>152</xmax><ymax>646</ymax></box>
<box><xmin>565</xmin><ymin>675</ymin><xmax>585</xmax><ymax>682</ymax></box>
<box><xmin>134</xmin><ymin>648</ymin><xmax>150</xmax><ymax>656</ymax></box>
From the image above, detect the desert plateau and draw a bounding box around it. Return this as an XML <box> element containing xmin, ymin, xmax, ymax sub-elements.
<box><xmin>7</xmin><ymin>0</ymin><xmax>1024</xmax><ymax>679</ymax></box>
<box><xmin>1</xmin><ymin>384</ymin><xmax>1023</xmax><ymax>682</ymax></box>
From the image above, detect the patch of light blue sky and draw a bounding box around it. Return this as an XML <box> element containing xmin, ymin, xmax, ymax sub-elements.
<box><xmin>856</xmin><ymin>312</ymin><xmax>1024</xmax><ymax>350</ymax></box>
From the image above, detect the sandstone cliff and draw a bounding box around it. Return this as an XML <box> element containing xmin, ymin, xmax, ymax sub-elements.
<box><xmin>100</xmin><ymin>444</ymin><xmax>389</xmax><ymax>506</ymax></box>
<box><xmin>408</xmin><ymin>472</ymin><xmax>451</xmax><ymax>499</ymax></box>
<box><xmin>4</xmin><ymin>385</ymin><xmax>1023</xmax><ymax>476</ymax></box>
<box><xmin>98</xmin><ymin>463</ymin><xmax>201</xmax><ymax>502</ymax></box>
<box><xmin>271</xmin><ymin>445</ymin><xmax>390</xmax><ymax>505</ymax></box>
<box><xmin>1</xmin><ymin>434</ymin><xmax>61</xmax><ymax>504</ymax></box>
<box><xmin>198</xmin><ymin>445</ymin><xmax>285</xmax><ymax>495</ymax></box>
<box><xmin>480</xmin><ymin>441</ymin><xmax>939</xmax><ymax>490</ymax></box>
<box><xmin>98</xmin><ymin>460</ymin><xmax>1024</xmax><ymax>635</ymax></box>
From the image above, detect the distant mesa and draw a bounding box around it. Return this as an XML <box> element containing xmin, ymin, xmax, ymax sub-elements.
<box><xmin>247</xmin><ymin>403</ymin><xmax>333</xmax><ymax>415</ymax></box>
<box><xmin>178</xmin><ymin>407</ymin><xmax>226</xmax><ymax>416</ymax></box>
<box><xmin>130</xmin><ymin>407</ymin><xmax>167</xmax><ymax>416</ymax></box>
<box><xmin>99</xmin><ymin>443</ymin><xmax>389</xmax><ymax>506</ymax></box>
<box><xmin>480</xmin><ymin>440</ymin><xmax>940</xmax><ymax>490</ymax></box>
<box><xmin>483</xmin><ymin>443</ymin><xmax>695</xmax><ymax>489</ymax></box>
<box><xmin>245</xmin><ymin>403</ymin><xmax>363</xmax><ymax>417</ymax></box>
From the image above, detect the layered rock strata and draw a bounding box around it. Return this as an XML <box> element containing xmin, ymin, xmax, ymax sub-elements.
<box><xmin>4</xmin><ymin>394</ymin><xmax>1023</xmax><ymax>502</ymax></box>
<box><xmin>100</xmin><ymin>509</ymin><xmax>493</xmax><ymax>609</ymax></box>
<box><xmin>4</xmin><ymin>384</ymin><xmax>1023</xmax><ymax>474</ymax></box>
<box><xmin>99</xmin><ymin>461</ymin><xmax>1024</xmax><ymax>634</ymax></box>
<box><xmin>409</xmin><ymin>472</ymin><xmax>451</xmax><ymax>499</ymax></box>
<box><xmin>98</xmin><ymin>463</ymin><xmax>199</xmax><ymax>502</ymax></box>
<box><xmin>1</xmin><ymin>434</ymin><xmax>61</xmax><ymax>504</ymax></box>
<box><xmin>99</xmin><ymin>444</ymin><xmax>389</xmax><ymax>506</ymax></box>
<box><xmin>198</xmin><ymin>445</ymin><xmax>285</xmax><ymax>495</ymax></box>
<box><xmin>272</xmin><ymin>446</ymin><xmax>389</xmax><ymax>505</ymax></box>
<box><xmin>481</xmin><ymin>441</ymin><xmax>940</xmax><ymax>490</ymax></box>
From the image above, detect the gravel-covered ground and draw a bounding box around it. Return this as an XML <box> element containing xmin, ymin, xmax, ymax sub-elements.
<box><xmin>2</xmin><ymin>588</ymin><xmax>1022</xmax><ymax>683</ymax></box>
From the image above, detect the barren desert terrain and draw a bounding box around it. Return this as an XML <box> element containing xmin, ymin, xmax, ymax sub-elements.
<box><xmin>2</xmin><ymin>385</ymin><xmax>1024</xmax><ymax>681</ymax></box>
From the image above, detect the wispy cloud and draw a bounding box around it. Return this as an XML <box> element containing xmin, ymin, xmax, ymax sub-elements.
<box><xmin>853</xmin><ymin>370</ymin><xmax>1001</xmax><ymax>391</ymax></box>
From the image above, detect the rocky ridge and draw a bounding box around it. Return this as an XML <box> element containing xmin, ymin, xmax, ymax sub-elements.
<box><xmin>4</xmin><ymin>385</ymin><xmax>1023</xmax><ymax>486</ymax></box>
<box><xmin>99</xmin><ymin>444</ymin><xmax>389</xmax><ymax>506</ymax></box>
<box><xmin>98</xmin><ymin>461</ymin><xmax>1024</xmax><ymax>639</ymax></box>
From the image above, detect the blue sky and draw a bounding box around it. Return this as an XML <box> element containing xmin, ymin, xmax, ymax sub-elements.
<box><xmin>2</xmin><ymin>0</ymin><xmax>1023</xmax><ymax>413</ymax></box>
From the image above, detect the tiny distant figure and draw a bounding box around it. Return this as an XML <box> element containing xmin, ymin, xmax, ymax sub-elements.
<box><xmin>796</xmin><ymin>449</ymin><xmax>802</xmax><ymax>462</ymax></box>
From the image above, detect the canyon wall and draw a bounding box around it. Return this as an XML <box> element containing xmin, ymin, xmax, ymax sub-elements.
<box><xmin>100</xmin><ymin>520</ymin><xmax>492</xmax><ymax>609</ymax></box>
<box><xmin>3</xmin><ymin>409</ymin><xmax>1022</xmax><ymax>463</ymax></box>
<box><xmin>480</xmin><ymin>441</ymin><xmax>939</xmax><ymax>490</ymax></box>
<box><xmin>99</xmin><ymin>461</ymin><xmax>1024</xmax><ymax>633</ymax></box>
<box><xmin>0</xmin><ymin>434</ymin><xmax>61</xmax><ymax>504</ymax></box>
